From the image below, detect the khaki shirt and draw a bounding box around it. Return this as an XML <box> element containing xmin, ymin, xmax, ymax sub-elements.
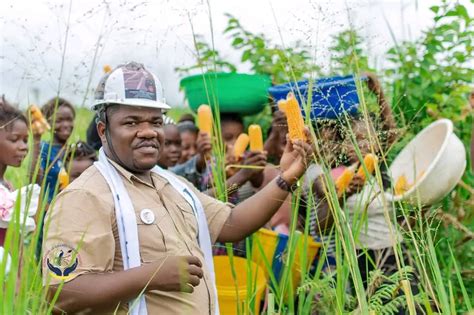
<box><xmin>42</xmin><ymin>159</ymin><xmax>232</xmax><ymax>314</ymax></box>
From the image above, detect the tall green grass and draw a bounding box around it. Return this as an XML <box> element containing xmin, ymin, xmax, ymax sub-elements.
<box><xmin>2</xmin><ymin>1</ymin><xmax>473</xmax><ymax>314</ymax></box>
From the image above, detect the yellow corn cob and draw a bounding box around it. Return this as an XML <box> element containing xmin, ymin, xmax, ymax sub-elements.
<box><xmin>32</xmin><ymin>121</ymin><xmax>45</xmax><ymax>135</ymax></box>
<box><xmin>394</xmin><ymin>174</ymin><xmax>411</xmax><ymax>195</ymax></box>
<box><xmin>248</xmin><ymin>124</ymin><xmax>263</xmax><ymax>151</ymax></box>
<box><xmin>30</xmin><ymin>105</ymin><xmax>44</xmax><ymax>121</ymax></box>
<box><xmin>29</xmin><ymin>105</ymin><xmax>51</xmax><ymax>134</ymax></box>
<box><xmin>356</xmin><ymin>153</ymin><xmax>378</xmax><ymax>181</ymax></box>
<box><xmin>103</xmin><ymin>64</ymin><xmax>112</xmax><ymax>74</ymax></box>
<box><xmin>278</xmin><ymin>100</ymin><xmax>287</xmax><ymax>113</ymax></box>
<box><xmin>233</xmin><ymin>133</ymin><xmax>249</xmax><ymax>158</ymax></box>
<box><xmin>279</xmin><ymin>93</ymin><xmax>306</xmax><ymax>141</ymax></box>
<box><xmin>197</xmin><ymin>105</ymin><xmax>213</xmax><ymax>135</ymax></box>
<box><xmin>58</xmin><ymin>168</ymin><xmax>69</xmax><ymax>190</ymax></box>
<box><xmin>336</xmin><ymin>165</ymin><xmax>356</xmax><ymax>196</ymax></box>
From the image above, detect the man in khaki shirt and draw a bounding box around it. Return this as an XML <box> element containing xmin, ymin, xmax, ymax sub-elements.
<box><xmin>43</xmin><ymin>62</ymin><xmax>313</xmax><ymax>314</ymax></box>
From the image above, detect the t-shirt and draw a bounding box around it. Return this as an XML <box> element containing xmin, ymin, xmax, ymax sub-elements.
<box><xmin>40</xmin><ymin>141</ymin><xmax>64</xmax><ymax>203</ymax></box>
<box><xmin>303</xmin><ymin>164</ymin><xmax>401</xmax><ymax>251</ymax></box>
<box><xmin>42</xmin><ymin>158</ymin><xmax>232</xmax><ymax>314</ymax></box>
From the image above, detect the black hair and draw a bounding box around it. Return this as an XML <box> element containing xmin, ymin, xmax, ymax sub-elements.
<box><xmin>220</xmin><ymin>113</ymin><xmax>243</xmax><ymax>126</ymax></box>
<box><xmin>42</xmin><ymin>97</ymin><xmax>76</xmax><ymax>120</ymax></box>
<box><xmin>65</xmin><ymin>141</ymin><xmax>97</xmax><ymax>164</ymax></box>
<box><xmin>178</xmin><ymin>113</ymin><xmax>195</xmax><ymax>124</ymax></box>
<box><xmin>97</xmin><ymin>104</ymin><xmax>120</xmax><ymax>124</ymax></box>
<box><xmin>177</xmin><ymin>120</ymin><xmax>198</xmax><ymax>134</ymax></box>
<box><xmin>0</xmin><ymin>95</ymin><xmax>27</xmax><ymax>130</ymax></box>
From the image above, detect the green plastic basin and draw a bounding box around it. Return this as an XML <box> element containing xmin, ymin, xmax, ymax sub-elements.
<box><xmin>180</xmin><ymin>72</ymin><xmax>271</xmax><ymax>115</ymax></box>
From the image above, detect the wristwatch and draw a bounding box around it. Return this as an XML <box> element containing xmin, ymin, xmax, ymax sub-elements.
<box><xmin>275</xmin><ymin>174</ymin><xmax>298</xmax><ymax>192</ymax></box>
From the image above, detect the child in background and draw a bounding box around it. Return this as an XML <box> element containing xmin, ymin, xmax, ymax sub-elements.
<box><xmin>0</xmin><ymin>96</ymin><xmax>30</xmax><ymax>245</ymax></box>
<box><xmin>31</xmin><ymin>97</ymin><xmax>75</xmax><ymax>204</ymax></box>
<box><xmin>177</xmin><ymin>120</ymin><xmax>198</xmax><ymax>164</ymax></box>
<box><xmin>157</xmin><ymin>116</ymin><xmax>182</xmax><ymax>169</ymax></box>
<box><xmin>63</xmin><ymin>141</ymin><xmax>97</xmax><ymax>183</ymax></box>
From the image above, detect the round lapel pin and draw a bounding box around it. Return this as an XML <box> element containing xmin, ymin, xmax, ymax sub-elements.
<box><xmin>140</xmin><ymin>209</ymin><xmax>155</xmax><ymax>225</ymax></box>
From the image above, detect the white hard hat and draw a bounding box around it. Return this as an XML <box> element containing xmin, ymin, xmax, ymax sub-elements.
<box><xmin>91</xmin><ymin>62</ymin><xmax>171</xmax><ymax>111</ymax></box>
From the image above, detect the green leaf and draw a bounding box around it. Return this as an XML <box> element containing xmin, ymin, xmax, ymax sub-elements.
<box><xmin>241</xmin><ymin>50</ymin><xmax>251</xmax><ymax>62</ymax></box>
<box><xmin>232</xmin><ymin>37</ymin><xmax>244</xmax><ymax>46</ymax></box>
<box><xmin>455</xmin><ymin>5</ymin><xmax>469</xmax><ymax>20</ymax></box>
<box><xmin>430</xmin><ymin>5</ymin><xmax>440</xmax><ymax>14</ymax></box>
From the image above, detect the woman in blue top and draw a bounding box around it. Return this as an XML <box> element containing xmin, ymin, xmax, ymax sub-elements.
<box><xmin>31</xmin><ymin>97</ymin><xmax>75</xmax><ymax>204</ymax></box>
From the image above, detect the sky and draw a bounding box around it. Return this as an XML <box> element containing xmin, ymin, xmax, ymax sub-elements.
<box><xmin>0</xmin><ymin>0</ymin><xmax>469</xmax><ymax>108</ymax></box>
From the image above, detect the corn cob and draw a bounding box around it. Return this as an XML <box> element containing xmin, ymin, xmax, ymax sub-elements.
<box><xmin>278</xmin><ymin>100</ymin><xmax>287</xmax><ymax>113</ymax></box>
<box><xmin>394</xmin><ymin>174</ymin><xmax>410</xmax><ymax>195</ymax></box>
<box><xmin>356</xmin><ymin>153</ymin><xmax>378</xmax><ymax>181</ymax></box>
<box><xmin>248</xmin><ymin>124</ymin><xmax>263</xmax><ymax>152</ymax></box>
<box><xmin>234</xmin><ymin>133</ymin><xmax>249</xmax><ymax>158</ymax></box>
<box><xmin>30</xmin><ymin>105</ymin><xmax>43</xmax><ymax>121</ymax></box>
<box><xmin>58</xmin><ymin>168</ymin><xmax>69</xmax><ymax>190</ymax></box>
<box><xmin>278</xmin><ymin>93</ymin><xmax>306</xmax><ymax>141</ymax></box>
<box><xmin>32</xmin><ymin>121</ymin><xmax>45</xmax><ymax>135</ymax></box>
<box><xmin>197</xmin><ymin>105</ymin><xmax>212</xmax><ymax>135</ymax></box>
<box><xmin>394</xmin><ymin>169</ymin><xmax>426</xmax><ymax>196</ymax></box>
<box><xmin>29</xmin><ymin>105</ymin><xmax>50</xmax><ymax>135</ymax></box>
<box><xmin>336</xmin><ymin>165</ymin><xmax>357</xmax><ymax>196</ymax></box>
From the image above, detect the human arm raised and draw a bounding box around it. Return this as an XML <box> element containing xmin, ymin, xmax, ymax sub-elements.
<box><xmin>217</xmin><ymin>129</ymin><xmax>313</xmax><ymax>242</ymax></box>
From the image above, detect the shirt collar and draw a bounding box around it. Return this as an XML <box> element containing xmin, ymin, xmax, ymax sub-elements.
<box><xmin>106</xmin><ymin>157</ymin><xmax>167</xmax><ymax>190</ymax></box>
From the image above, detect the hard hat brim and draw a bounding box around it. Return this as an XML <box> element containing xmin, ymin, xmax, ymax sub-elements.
<box><xmin>91</xmin><ymin>98</ymin><xmax>171</xmax><ymax>111</ymax></box>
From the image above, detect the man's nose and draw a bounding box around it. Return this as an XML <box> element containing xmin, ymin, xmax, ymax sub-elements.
<box><xmin>137</xmin><ymin>123</ymin><xmax>159</xmax><ymax>138</ymax></box>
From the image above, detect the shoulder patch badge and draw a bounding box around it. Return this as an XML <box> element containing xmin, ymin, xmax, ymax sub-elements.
<box><xmin>44</xmin><ymin>244</ymin><xmax>80</xmax><ymax>281</ymax></box>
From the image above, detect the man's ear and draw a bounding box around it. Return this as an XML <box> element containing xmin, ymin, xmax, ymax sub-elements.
<box><xmin>97</xmin><ymin>121</ymin><xmax>107</xmax><ymax>144</ymax></box>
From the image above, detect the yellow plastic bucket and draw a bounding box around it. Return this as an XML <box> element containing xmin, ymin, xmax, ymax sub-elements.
<box><xmin>251</xmin><ymin>229</ymin><xmax>321</xmax><ymax>292</ymax></box>
<box><xmin>214</xmin><ymin>256</ymin><xmax>266</xmax><ymax>315</ymax></box>
<box><xmin>251</xmin><ymin>228</ymin><xmax>280</xmax><ymax>275</ymax></box>
<box><xmin>290</xmin><ymin>234</ymin><xmax>321</xmax><ymax>288</ymax></box>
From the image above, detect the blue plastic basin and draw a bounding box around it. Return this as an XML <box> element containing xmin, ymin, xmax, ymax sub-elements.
<box><xmin>268</xmin><ymin>75</ymin><xmax>366</xmax><ymax>119</ymax></box>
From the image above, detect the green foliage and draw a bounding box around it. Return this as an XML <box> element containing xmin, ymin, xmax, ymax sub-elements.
<box><xmin>329</xmin><ymin>30</ymin><xmax>374</xmax><ymax>76</ymax></box>
<box><xmin>174</xmin><ymin>35</ymin><xmax>237</xmax><ymax>76</ymax></box>
<box><xmin>297</xmin><ymin>271</ymin><xmax>356</xmax><ymax>314</ymax></box>
<box><xmin>385</xmin><ymin>0</ymin><xmax>474</xmax><ymax>141</ymax></box>
<box><xmin>367</xmin><ymin>266</ymin><xmax>420</xmax><ymax>315</ymax></box>
<box><xmin>223</xmin><ymin>13</ymin><xmax>321</xmax><ymax>84</ymax></box>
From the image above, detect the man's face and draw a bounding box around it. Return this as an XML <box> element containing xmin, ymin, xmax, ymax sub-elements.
<box><xmin>98</xmin><ymin>105</ymin><xmax>164</xmax><ymax>173</ymax></box>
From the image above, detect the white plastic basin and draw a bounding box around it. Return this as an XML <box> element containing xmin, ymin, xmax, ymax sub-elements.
<box><xmin>386</xmin><ymin>119</ymin><xmax>466</xmax><ymax>205</ymax></box>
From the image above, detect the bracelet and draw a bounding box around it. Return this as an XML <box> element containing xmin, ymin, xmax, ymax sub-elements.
<box><xmin>226</xmin><ymin>183</ymin><xmax>240</xmax><ymax>195</ymax></box>
<box><xmin>275</xmin><ymin>174</ymin><xmax>298</xmax><ymax>192</ymax></box>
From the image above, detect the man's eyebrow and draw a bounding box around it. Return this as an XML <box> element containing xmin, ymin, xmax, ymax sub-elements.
<box><xmin>122</xmin><ymin>115</ymin><xmax>163</xmax><ymax>120</ymax></box>
<box><xmin>122</xmin><ymin>115</ymin><xmax>140</xmax><ymax>120</ymax></box>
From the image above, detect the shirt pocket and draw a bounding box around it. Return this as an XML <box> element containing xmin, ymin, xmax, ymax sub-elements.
<box><xmin>176</xmin><ymin>202</ymin><xmax>198</xmax><ymax>241</ymax></box>
<box><xmin>136</xmin><ymin>210</ymin><xmax>168</xmax><ymax>263</ymax></box>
